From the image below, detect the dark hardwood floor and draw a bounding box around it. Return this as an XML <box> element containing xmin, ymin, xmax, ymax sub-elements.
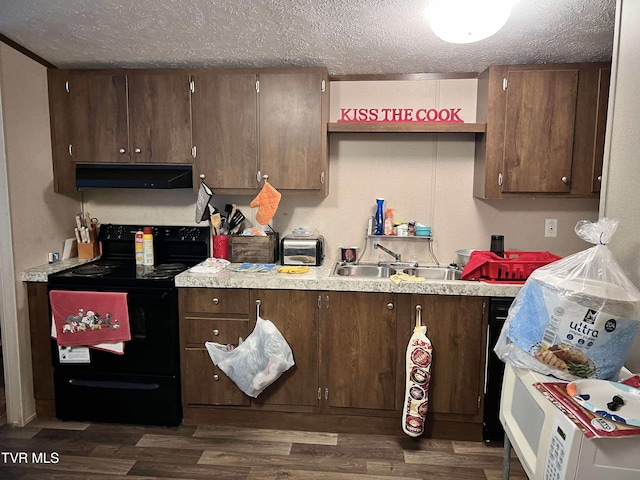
<box><xmin>0</xmin><ymin>418</ymin><xmax>526</xmax><ymax>479</ymax></box>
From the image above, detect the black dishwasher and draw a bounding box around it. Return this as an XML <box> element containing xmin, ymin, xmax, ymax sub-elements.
<box><xmin>483</xmin><ymin>296</ymin><xmax>514</xmax><ymax>443</ymax></box>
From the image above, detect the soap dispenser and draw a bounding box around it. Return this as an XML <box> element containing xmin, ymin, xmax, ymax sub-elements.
<box><xmin>375</xmin><ymin>198</ymin><xmax>385</xmax><ymax>235</ymax></box>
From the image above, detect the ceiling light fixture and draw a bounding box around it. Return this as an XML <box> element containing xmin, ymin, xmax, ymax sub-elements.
<box><xmin>428</xmin><ymin>0</ymin><xmax>515</xmax><ymax>44</ymax></box>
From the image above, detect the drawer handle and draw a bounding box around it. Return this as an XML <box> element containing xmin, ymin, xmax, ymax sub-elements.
<box><xmin>119</xmin><ymin>148</ymin><xmax>126</xmax><ymax>154</ymax></box>
<box><xmin>212</xmin><ymin>298</ymin><xmax>219</xmax><ymax>305</ymax></box>
<box><xmin>213</xmin><ymin>329</ymin><xmax>219</xmax><ymax>336</ymax></box>
<box><xmin>387</xmin><ymin>303</ymin><xmax>394</xmax><ymax>310</ymax></box>
<box><xmin>213</xmin><ymin>374</ymin><xmax>219</xmax><ymax>381</ymax></box>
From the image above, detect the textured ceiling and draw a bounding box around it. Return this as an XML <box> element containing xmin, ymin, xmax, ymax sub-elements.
<box><xmin>0</xmin><ymin>0</ymin><xmax>616</xmax><ymax>75</ymax></box>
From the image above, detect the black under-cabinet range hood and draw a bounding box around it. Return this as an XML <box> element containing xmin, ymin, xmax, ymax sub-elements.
<box><xmin>75</xmin><ymin>164</ymin><xmax>193</xmax><ymax>189</ymax></box>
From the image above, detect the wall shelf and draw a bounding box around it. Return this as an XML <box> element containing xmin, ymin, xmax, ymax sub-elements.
<box><xmin>328</xmin><ymin>122</ymin><xmax>486</xmax><ymax>133</ymax></box>
<box><xmin>367</xmin><ymin>235</ymin><xmax>432</xmax><ymax>240</ymax></box>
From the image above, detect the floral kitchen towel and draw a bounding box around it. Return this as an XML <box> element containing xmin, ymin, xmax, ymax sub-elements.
<box><xmin>49</xmin><ymin>290</ymin><xmax>131</xmax><ymax>348</ymax></box>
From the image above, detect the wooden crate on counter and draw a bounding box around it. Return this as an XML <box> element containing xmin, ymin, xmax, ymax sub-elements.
<box><xmin>229</xmin><ymin>232</ymin><xmax>279</xmax><ymax>263</ymax></box>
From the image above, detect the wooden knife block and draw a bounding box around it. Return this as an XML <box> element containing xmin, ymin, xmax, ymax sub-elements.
<box><xmin>78</xmin><ymin>241</ymin><xmax>99</xmax><ymax>259</ymax></box>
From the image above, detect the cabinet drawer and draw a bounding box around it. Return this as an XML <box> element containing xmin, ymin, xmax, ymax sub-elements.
<box><xmin>183</xmin><ymin>348</ymin><xmax>249</xmax><ymax>406</ymax></box>
<box><xmin>182</xmin><ymin>317</ymin><xmax>249</xmax><ymax>345</ymax></box>
<box><xmin>181</xmin><ymin>288</ymin><xmax>250</xmax><ymax>314</ymax></box>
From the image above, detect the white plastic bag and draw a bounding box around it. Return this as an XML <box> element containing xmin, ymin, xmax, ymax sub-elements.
<box><xmin>495</xmin><ymin>218</ymin><xmax>640</xmax><ymax>380</ymax></box>
<box><xmin>206</xmin><ymin>316</ymin><xmax>294</xmax><ymax>397</ymax></box>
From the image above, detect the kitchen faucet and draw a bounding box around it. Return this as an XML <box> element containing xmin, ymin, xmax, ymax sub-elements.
<box><xmin>373</xmin><ymin>242</ymin><xmax>401</xmax><ymax>263</ymax></box>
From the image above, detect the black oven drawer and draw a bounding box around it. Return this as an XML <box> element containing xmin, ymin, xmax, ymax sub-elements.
<box><xmin>54</xmin><ymin>370</ymin><xmax>181</xmax><ymax>426</ymax></box>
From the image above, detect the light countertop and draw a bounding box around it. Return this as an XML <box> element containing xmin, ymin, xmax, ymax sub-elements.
<box><xmin>175</xmin><ymin>263</ymin><xmax>521</xmax><ymax>297</ymax></box>
<box><xmin>21</xmin><ymin>257</ymin><xmax>98</xmax><ymax>283</ymax></box>
<box><xmin>22</xmin><ymin>260</ymin><xmax>522</xmax><ymax>297</ymax></box>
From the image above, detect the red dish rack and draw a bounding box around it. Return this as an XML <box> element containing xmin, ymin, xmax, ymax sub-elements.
<box><xmin>470</xmin><ymin>251</ymin><xmax>561</xmax><ymax>283</ymax></box>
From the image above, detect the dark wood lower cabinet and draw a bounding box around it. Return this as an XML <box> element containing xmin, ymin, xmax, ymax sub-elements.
<box><xmin>26</xmin><ymin>282</ymin><xmax>56</xmax><ymax>418</ymax></box>
<box><xmin>179</xmin><ymin>289</ymin><xmax>488</xmax><ymax>441</ymax></box>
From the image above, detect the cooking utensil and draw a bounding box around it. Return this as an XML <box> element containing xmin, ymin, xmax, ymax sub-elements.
<box><xmin>228</xmin><ymin>209</ymin><xmax>246</xmax><ymax>234</ymax></box>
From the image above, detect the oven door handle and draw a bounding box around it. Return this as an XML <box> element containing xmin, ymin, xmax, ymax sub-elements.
<box><xmin>68</xmin><ymin>379</ymin><xmax>160</xmax><ymax>390</ymax></box>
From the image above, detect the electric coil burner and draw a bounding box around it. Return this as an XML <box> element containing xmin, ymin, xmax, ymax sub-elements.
<box><xmin>47</xmin><ymin>224</ymin><xmax>210</xmax><ymax>426</ymax></box>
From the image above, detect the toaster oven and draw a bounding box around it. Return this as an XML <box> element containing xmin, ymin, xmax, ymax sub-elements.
<box><xmin>281</xmin><ymin>235</ymin><xmax>324</xmax><ymax>266</ymax></box>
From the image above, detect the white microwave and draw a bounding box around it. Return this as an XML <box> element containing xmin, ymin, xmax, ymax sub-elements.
<box><xmin>500</xmin><ymin>362</ymin><xmax>640</xmax><ymax>480</ymax></box>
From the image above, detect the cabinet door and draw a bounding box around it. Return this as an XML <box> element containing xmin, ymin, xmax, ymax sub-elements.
<box><xmin>191</xmin><ymin>72</ymin><xmax>258</xmax><ymax>190</ymax></box>
<box><xmin>47</xmin><ymin>70</ymin><xmax>76</xmax><ymax>193</ymax></box>
<box><xmin>128</xmin><ymin>72</ymin><xmax>193</xmax><ymax>164</ymax></box>
<box><xmin>322</xmin><ymin>291</ymin><xmax>398</xmax><ymax>413</ymax></box>
<box><xmin>183</xmin><ymin>348</ymin><xmax>249</xmax><ymax>406</ymax></box>
<box><xmin>502</xmin><ymin>69</ymin><xmax>578</xmax><ymax>193</ymax></box>
<box><xmin>591</xmin><ymin>67</ymin><xmax>610</xmax><ymax>193</ymax></box>
<box><xmin>411</xmin><ymin>295</ymin><xmax>485</xmax><ymax>418</ymax></box>
<box><xmin>250</xmin><ymin>290</ymin><xmax>320</xmax><ymax>409</ymax></box>
<box><xmin>258</xmin><ymin>72</ymin><xmax>327</xmax><ymax>192</ymax></box>
<box><xmin>68</xmin><ymin>71</ymin><xmax>130</xmax><ymax>163</ymax></box>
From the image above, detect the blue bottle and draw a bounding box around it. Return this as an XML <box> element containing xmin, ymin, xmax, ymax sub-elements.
<box><xmin>375</xmin><ymin>198</ymin><xmax>384</xmax><ymax>235</ymax></box>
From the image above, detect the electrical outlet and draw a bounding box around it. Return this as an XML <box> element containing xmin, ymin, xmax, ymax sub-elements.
<box><xmin>545</xmin><ymin>219</ymin><xmax>558</xmax><ymax>237</ymax></box>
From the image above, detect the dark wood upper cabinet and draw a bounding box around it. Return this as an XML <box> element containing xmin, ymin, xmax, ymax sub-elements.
<box><xmin>127</xmin><ymin>72</ymin><xmax>193</xmax><ymax>164</ymax></box>
<box><xmin>502</xmin><ymin>69</ymin><xmax>578</xmax><ymax>194</ymax></box>
<box><xmin>47</xmin><ymin>69</ymin><xmax>193</xmax><ymax>193</ymax></box>
<box><xmin>191</xmin><ymin>72</ymin><xmax>259</xmax><ymax>190</ymax></box>
<box><xmin>68</xmin><ymin>71</ymin><xmax>129</xmax><ymax>164</ymax></box>
<box><xmin>474</xmin><ymin>62</ymin><xmax>610</xmax><ymax>199</ymax></box>
<box><xmin>191</xmin><ymin>68</ymin><xmax>329</xmax><ymax>195</ymax></box>
<box><xmin>258</xmin><ymin>72</ymin><xmax>327</xmax><ymax>193</ymax></box>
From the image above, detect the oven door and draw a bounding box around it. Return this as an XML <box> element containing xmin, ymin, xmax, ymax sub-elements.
<box><xmin>50</xmin><ymin>285</ymin><xmax>179</xmax><ymax>375</ymax></box>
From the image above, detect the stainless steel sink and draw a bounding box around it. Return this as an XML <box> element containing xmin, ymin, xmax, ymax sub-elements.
<box><xmin>332</xmin><ymin>263</ymin><xmax>397</xmax><ymax>278</ymax></box>
<box><xmin>402</xmin><ymin>267</ymin><xmax>462</xmax><ymax>280</ymax></box>
<box><xmin>331</xmin><ymin>262</ymin><xmax>461</xmax><ymax>280</ymax></box>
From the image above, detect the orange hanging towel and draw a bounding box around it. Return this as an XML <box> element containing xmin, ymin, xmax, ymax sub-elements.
<box><xmin>250</xmin><ymin>181</ymin><xmax>281</xmax><ymax>225</ymax></box>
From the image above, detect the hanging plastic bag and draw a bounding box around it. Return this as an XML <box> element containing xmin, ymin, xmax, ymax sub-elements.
<box><xmin>402</xmin><ymin>306</ymin><xmax>433</xmax><ymax>437</ymax></box>
<box><xmin>495</xmin><ymin>218</ymin><xmax>640</xmax><ymax>380</ymax></box>
<box><xmin>205</xmin><ymin>316</ymin><xmax>294</xmax><ymax>397</ymax></box>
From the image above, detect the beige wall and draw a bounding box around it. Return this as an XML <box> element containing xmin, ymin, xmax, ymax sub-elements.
<box><xmin>0</xmin><ymin>43</ymin><xmax>80</xmax><ymax>425</ymax></box>
<box><xmin>601</xmin><ymin>0</ymin><xmax>640</xmax><ymax>371</ymax></box>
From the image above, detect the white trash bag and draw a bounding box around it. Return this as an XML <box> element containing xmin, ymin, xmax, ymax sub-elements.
<box><xmin>495</xmin><ymin>218</ymin><xmax>640</xmax><ymax>381</ymax></box>
<box><xmin>206</xmin><ymin>316</ymin><xmax>294</xmax><ymax>397</ymax></box>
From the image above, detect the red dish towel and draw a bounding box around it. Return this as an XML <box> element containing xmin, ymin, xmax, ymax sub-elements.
<box><xmin>49</xmin><ymin>291</ymin><xmax>131</xmax><ymax>347</ymax></box>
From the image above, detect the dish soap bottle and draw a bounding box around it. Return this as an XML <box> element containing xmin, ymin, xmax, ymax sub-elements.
<box><xmin>143</xmin><ymin>227</ymin><xmax>154</xmax><ymax>266</ymax></box>
<box><xmin>375</xmin><ymin>198</ymin><xmax>385</xmax><ymax>235</ymax></box>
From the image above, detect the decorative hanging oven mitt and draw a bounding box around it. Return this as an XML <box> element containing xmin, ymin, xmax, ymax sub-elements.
<box><xmin>402</xmin><ymin>321</ymin><xmax>433</xmax><ymax>437</ymax></box>
<box><xmin>250</xmin><ymin>181</ymin><xmax>282</xmax><ymax>225</ymax></box>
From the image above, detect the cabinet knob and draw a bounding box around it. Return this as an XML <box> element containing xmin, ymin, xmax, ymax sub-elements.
<box><xmin>119</xmin><ymin>148</ymin><xmax>126</xmax><ymax>154</ymax></box>
<box><xmin>387</xmin><ymin>303</ymin><xmax>394</xmax><ymax>310</ymax></box>
<box><xmin>213</xmin><ymin>374</ymin><xmax>219</xmax><ymax>381</ymax></box>
<box><xmin>212</xmin><ymin>298</ymin><xmax>219</xmax><ymax>305</ymax></box>
<box><xmin>597</xmin><ymin>175</ymin><xmax>602</xmax><ymax>182</ymax></box>
<box><xmin>561</xmin><ymin>176</ymin><xmax>569</xmax><ymax>184</ymax></box>
<box><xmin>134</xmin><ymin>147</ymin><xmax>141</xmax><ymax>154</ymax></box>
<box><xmin>212</xmin><ymin>329</ymin><xmax>219</xmax><ymax>336</ymax></box>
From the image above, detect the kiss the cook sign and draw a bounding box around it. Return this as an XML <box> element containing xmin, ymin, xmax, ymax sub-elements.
<box><xmin>337</xmin><ymin>107</ymin><xmax>464</xmax><ymax>123</ymax></box>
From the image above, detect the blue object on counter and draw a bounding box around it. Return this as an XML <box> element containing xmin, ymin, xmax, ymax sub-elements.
<box><xmin>375</xmin><ymin>198</ymin><xmax>385</xmax><ymax>235</ymax></box>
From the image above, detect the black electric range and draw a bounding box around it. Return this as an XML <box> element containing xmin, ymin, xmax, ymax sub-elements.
<box><xmin>47</xmin><ymin>224</ymin><xmax>210</xmax><ymax>426</ymax></box>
